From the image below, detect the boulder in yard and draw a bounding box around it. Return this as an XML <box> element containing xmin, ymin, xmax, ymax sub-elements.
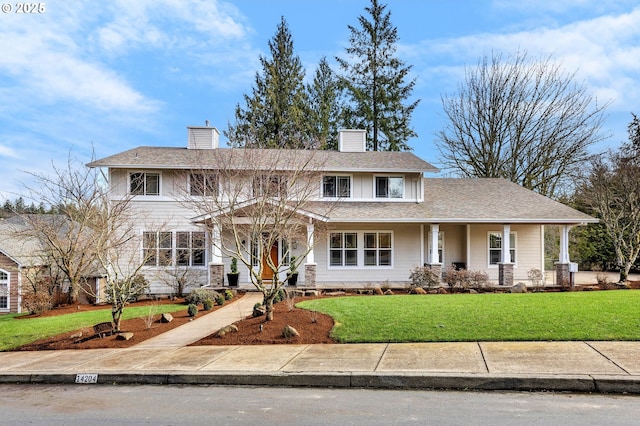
<box><xmin>511</xmin><ymin>282</ymin><xmax>528</xmax><ymax>293</ymax></box>
<box><xmin>161</xmin><ymin>313</ymin><xmax>173</xmax><ymax>323</ymax></box>
<box><xmin>282</xmin><ymin>325</ymin><xmax>300</xmax><ymax>338</ymax></box>
<box><xmin>116</xmin><ymin>332</ymin><xmax>134</xmax><ymax>341</ymax></box>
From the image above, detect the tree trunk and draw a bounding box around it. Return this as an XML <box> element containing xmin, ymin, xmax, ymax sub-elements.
<box><xmin>112</xmin><ymin>305</ymin><xmax>123</xmax><ymax>332</ymax></box>
<box><xmin>619</xmin><ymin>264</ymin><xmax>630</xmax><ymax>283</ymax></box>
<box><xmin>264</xmin><ymin>295</ymin><xmax>275</xmax><ymax>321</ymax></box>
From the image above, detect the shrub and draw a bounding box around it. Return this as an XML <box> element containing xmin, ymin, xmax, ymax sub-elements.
<box><xmin>273</xmin><ymin>288</ymin><xmax>286</xmax><ymax>303</ymax></box>
<box><xmin>224</xmin><ymin>289</ymin><xmax>234</xmax><ymax>300</ymax></box>
<box><xmin>203</xmin><ymin>299</ymin><xmax>213</xmax><ymax>311</ymax></box>
<box><xmin>409</xmin><ymin>266</ymin><xmax>440</xmax><ymax>289</ymax></box>
<box><xmin>215</xmin><ymin>294</ymin><xmax>225</xmax><ymax>306</ymax></box>
<box><xmin>596</xmin><ymin>272</ymin><xmax>614</xmax><ymax>290</ymax></box>
<box><xmin>187</xmin><ymin>303</ymin><xmax>198</xmax><ymax>317</ymax></box>
<box><xmin>22</xmin><ymin>292</ymin><xmax>53</xmax><ymax>315</ymax></box>
<box><xmin>528</xmin><ymin>268</ymin><xmax>544</xmax><ymax>291</ymax></box>
<box><xmin>186</xmin><ymin>288</ymin><xmax>218</xmax><ymax>305</ymax></box>
<box><xmin>443</xmin><ymin>268</ymin><xmax>489</xmax><ymax>291</ymax></box>
<box><xmin>253</xmin><ymin>302</ymin><xmax>263</xmax><ymax>310</ymax></box>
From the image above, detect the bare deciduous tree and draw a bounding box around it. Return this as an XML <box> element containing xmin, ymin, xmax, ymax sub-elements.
<box><xmin>436</xmin><ymin>50</ymin><xmax>609</xmax><ymax>198</ymax></box>
<box><xmin>179</xmin><ymin>148</ymin><xmax>337</xmax><ymax>321</ymax></box>
<box><xmin>579</xmin><ymin>114</ymin><xmax>640</xmax><ymax>282</ymax></box>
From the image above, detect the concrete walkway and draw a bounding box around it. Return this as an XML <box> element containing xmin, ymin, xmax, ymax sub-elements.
<box><xmin>133</xmin><ymin>292</ymin><xmax>263</xmax><ymax>348</ymax></box>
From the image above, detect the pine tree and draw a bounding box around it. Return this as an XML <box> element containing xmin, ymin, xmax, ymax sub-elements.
<box><xmin>336</xmin><ymin>0</ymin><xmax>419</xmax><ymax>151</ymax></box>
<box><xmin>226</xmin><ymin>17</ymin><xmax>312</xmax><ymax>149</ymax></box>
<box><xmin>307</xmin><ymin>57</ymin><xmax>343</xmax><ymax>150</ymax></box>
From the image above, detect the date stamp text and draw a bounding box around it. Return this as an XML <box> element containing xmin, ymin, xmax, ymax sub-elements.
<box><xmin>2</xmin><ymin>3</ymin><xmax>46</xmax><ymax>13</ymax></box>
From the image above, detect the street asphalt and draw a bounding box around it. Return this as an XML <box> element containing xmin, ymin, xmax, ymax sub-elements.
<box><xmin>2</xmin><ymin>283</ymin><xmax>640</xmax><ymax>394</ymax></box>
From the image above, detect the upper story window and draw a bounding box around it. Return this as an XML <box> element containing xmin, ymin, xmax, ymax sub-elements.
<box><xmin>375</xmin><ymin>176</ymin><xmax>403</xmax><ymax>199</ymax></box>
<box><xmin>190</xmin><ymin>173</ymin><xmax>218</xmax><ymax>196</ymax></box>
<box><xmin>323</xmin><ymin>176</ymin><xmax>351</xmax><ymax>198</ymax></box>
<box><xmin>130</xmin><ymin>172</ymin><xmax>160</xmax><ymax>196</ymax></box>
<box><xmin>253</xmin><ymin>175</ymin><xmax>287</xmax><ymax>197</ymax></box>
<box><xmin>488</xmin><ymin>232</ymin><xmax>516</xmax><ymax>265</ymax></box>
<box><xmin>0</xmin><ymin>269</ymin><xmax>8</xmax><ymax>310</ymax></box>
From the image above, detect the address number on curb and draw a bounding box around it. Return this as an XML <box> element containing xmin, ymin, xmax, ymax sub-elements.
<box><xmin>75</xmin><ymin>373</ymin><xmax>98</xmax><ymax>384</ymax></box>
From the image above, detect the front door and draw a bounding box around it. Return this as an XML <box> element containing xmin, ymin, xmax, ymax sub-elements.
<box><xmin>261</xmin><ymin>243</ymin><xmax>279</xmax><ymax>281</ymax></box>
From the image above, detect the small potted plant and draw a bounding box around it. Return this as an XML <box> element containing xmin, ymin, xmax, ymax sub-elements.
<box><xmin>227</xmin><ymin>257</ymin><xmax>239</xmax><ymax>287</ymax></box>
<box><xmin>287</xmin><ymin>256</ymin><xmax>298</xmax><ymax>286</ymax></box>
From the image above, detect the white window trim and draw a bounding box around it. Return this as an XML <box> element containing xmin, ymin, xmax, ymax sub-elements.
<box><xmin>0</xmin><ymin>268</ymin><xmax>9</xmax><ymax>311</ymax></box>
<box><xmin>373</xmin><ymin>175</ymin><xmax>405</xmax><ymax>200</ymax></box>
<box><xmin>321</xmin><ymin>174</ymin><xmax>353</xmax><ymax>199</ymax></box>
<box><xmin>129</xmin><ymin>170</ymin><xmax>161</xmax><ymax>197</ymax></box>
<box><xmin>189</xmin><ymin>172</ymin><xmax>219</xmax><ymax>197</ymax></box>
<box><xmin>487</xmin><ymin>231</ymin><xmax>517</xmax><ymax>268</ymax></box>
<box><xmin>327</xmin><ymin>230</ymin><xmax>394</xmax><ymax>270</ymax></box>
<box><xmin>142</xmin><ymin>230</ymin><xmax>208</xmax><ymax>269</ymax></box>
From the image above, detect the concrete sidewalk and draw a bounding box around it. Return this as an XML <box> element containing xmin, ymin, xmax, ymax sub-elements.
<box><xmin>1</xmin><ymin>341</ymin><xmax>639</xmax><ymax>393</ymax></box>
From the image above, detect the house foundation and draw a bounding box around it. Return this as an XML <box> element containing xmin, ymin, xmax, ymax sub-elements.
<box><xmin>498</xmin><ymin>263</ymin><xmax>514</xmax><ymax>286</ymax></box>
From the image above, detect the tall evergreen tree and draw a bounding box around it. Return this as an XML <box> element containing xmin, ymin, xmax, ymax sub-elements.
<box><xmin>307</xmin><ymin>57</ymin><xmax>343</xmax><ymax>150</ymax></box>
<box><xmin>336</xmin><ymin>0</ymin><xmax>419</xmax><ymax>151</ymax></box>
<box><xmin>226</xmin><ymin>17</ymin><xmax>312</xmax><ymax>149</ymax></box>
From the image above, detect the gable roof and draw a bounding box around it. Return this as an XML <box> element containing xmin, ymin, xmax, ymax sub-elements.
<box><xmin>88</xmin><ymin>147</ymin><xmax>439</xmax><ymax>174</ymax></box>
<box><xmin>308</xmin><ymin>178</ymin><xmax>597</xmax><ymax>224</ymax></box>
<box><xmin>0</xmin><ymin>216</ymin><xmax>49</xmax><ymax>266</ymax></box>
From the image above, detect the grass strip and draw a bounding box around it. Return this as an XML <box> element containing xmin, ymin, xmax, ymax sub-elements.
<box><xmin>297</xmin><ymin>290</ymin><xmax>640</xmax><ymax>343</ymax></box>
<box><xmin>0</xmin><ymin>303</ymin><xmax>187</xmax><ymax>351</ymax></box>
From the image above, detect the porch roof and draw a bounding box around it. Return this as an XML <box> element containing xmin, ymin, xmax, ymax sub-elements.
<box><xmin>311</xmin><ymin>178</ymin><xmax>597</xmax><ymax>224</ymax></box>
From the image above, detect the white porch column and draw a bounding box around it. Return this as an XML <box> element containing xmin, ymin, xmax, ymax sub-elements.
<box><xmin>420</xmin><ymin>224</ymin><xmax>425</xmax><ymax>266</ymax></box>
<box><xmin>211</xmin><ymin>223</ymin><xmax>222</xmax><ymax>263</ymax></box>
<box><xmin>429</xmin><ymin>224</ymin><xmax>440</xmax><ymax>264</ymax></box>
<box><xmin>559</xmin><ymin>225</ymin><xmax>570</xmax><ymax>264</ymax></box>
<box><xmin>501</xmin><ymin>224</ymin><xmax>511</xmax><ymax>263</ymax></box>
<box><xmin>306</xmin><ymin>222</ymin><xmax>315</xmax><ymax>264</ymax></box>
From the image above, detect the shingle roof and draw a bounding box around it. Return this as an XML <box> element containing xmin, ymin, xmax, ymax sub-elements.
<box><xmin>88</xmin><ymin>147</ymin><xmax>439</xmax><ymax>173</ymax></box>
<box><xmin>309</xmin><ymin>178</ymin><xmax>597</xmax><ymax>224</ymax></box>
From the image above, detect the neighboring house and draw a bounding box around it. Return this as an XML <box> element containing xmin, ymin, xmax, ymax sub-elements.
<box><xmin>0</xmin><ymin>216</ymin><xmax>106</xmax><ymax>314</ymax></box>
<box><xmin>88</xmin><ymin>125</ymin><xmax>597</xmax><ymax>293</ymax></box>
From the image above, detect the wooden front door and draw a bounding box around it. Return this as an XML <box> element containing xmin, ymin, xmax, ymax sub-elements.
<box><xmin>261</xmin><ymin>243</ymin><xmax>279</xmax><ymax>281</ymax></box>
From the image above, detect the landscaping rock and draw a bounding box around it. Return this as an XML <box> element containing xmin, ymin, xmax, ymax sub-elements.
<box><xmin>411</xmin><ymin>287</ymin><xmax>427</xmax><ymax>294</ymax></box>
<box><xmin>69</xmin><ymin>332</ymin><xmax>83</xmax><ymax>340</ymax></box>
<box><xmin>326</xmin><ymin>291</ymin><xmax>346</xmax><ymax>296</ymax></box>
<box><xmin>253</xmin><ymin>306</ymin><xmax>266</xmax><ymax>317</ymax></box>
<box><xmin>469</xmin><ymin>289</ymin><xmax>478</xmax><ymax>294</ymax></box>
<box><xmin>161</xmin><ymin>313</ymin><xmax>173</xmax><ymax>323</ymax></box>
<box><xmin>116</xmin><ymin>332</ymin><xmax>134</xmax><ymax>341</ymax></box>
<box><xmin>384</xmin><ymin>289</ymin><xmax>394</xmax><ymax>295</ymax></box>
<box><xmin>373</xmin><ymin>287</ymin><xmax>384</xmax><ymax>295</ymax></box>
<box><xmin>437</xmin><ymin>287</ymin><xmax>448</xmax><ymax>294</ymax></box>
<box><xmin>511</xmin><ymin>282</ymin><xmax>528</xmax><ymax>293</ymax></box>
<box><xmin>217</xmin><ymin>324</ymin><xmax>239</xmax><ymax>337</ymax></box>
<box><xmin>282</xmin><ymin>325</ymin><xmax>300</xmax><ymax>338</ymax></box>
<box><xmin>304</xmin><ymin>290</ymin><xmax>320</xmax><ymax>296</ymax></box>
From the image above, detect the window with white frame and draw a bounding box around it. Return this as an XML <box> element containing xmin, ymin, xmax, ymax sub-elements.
<box><xmin>375</xmin><ymin>176</ymin><xmax>403</xmax><ymax>198</ymax></box>
<box><xmin>364</xmin><ymin>232</ymin><xmax>392</xmax><ymax>266</ymax></box>
<box><xmin>143</xmin><ymin>231</ymin><xmax>206</xmax><ymax>267</ymax></box>
<box><xmin>253</xmin><ymin>175</ymin><xmax>287</xmax><ymax>197</ymax></box>
<box><xmin>130</xmin><ymin>172</ymin><xmax>160</xmax><ymax>196</ymax></box>
<box><xmin>0</xmin><ymin>269</ymin><xmax>8</xmax><ymax>310</ymax></box>
<box><xmin>189</xmin><ymin>172</ymin><xmax>218</xmax><ymax>196</ymax></box>
<box><xmin>488</xmin><ymin>232</ymin><xmax>516</xmax><ymax>265</ymax></box>
<box><xmin>323</xmin><ymin>175</ymin><xmax>351</xmax><ymax>198</ymax></box>
<box><xmin>329</xmin><ymin>232</ymin><xmax>358</xmax><ymax>266</ymax></box>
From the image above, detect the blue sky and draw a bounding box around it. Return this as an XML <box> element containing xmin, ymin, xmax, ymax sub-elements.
<box><xmin>1</xmin><ymin>0</ymin><xmax>639</xmax><ymax>201</ymax></box>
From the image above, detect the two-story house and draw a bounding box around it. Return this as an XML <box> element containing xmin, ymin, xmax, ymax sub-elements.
<box><xmin>88</xmin><ymin>124</ymin><xmax>597</xmax><ymax>294</ymax></box>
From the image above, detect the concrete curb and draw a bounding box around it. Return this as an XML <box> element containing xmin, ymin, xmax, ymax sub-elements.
<box><xmin>2</xmin><ymin>371</ymin><xmax>639</xmax><ymax>394</ymax></box>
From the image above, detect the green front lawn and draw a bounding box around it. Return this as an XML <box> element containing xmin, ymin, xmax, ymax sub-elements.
<box><xmin>297</xmin><ymin>290</ymin><xmax>640</xmax><ymax>343</ymax></box>
<box><xmin>0</xmin><ymin>304</ymin><xmax>187</xmax><ymax>351</ymax></box>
